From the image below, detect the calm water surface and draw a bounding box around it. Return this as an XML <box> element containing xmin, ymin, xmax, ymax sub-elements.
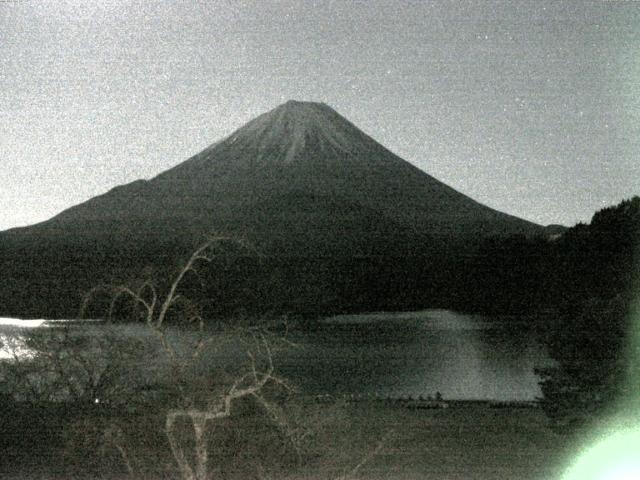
<box><xmin>0</xmin><ymin>310</ymin><xmax>550</xmax><ymax>401</ymax></box>
<box><xmin>279</xmin><ymin>310</ymin><xmax>550</xmax><ymax>400</ymax></box>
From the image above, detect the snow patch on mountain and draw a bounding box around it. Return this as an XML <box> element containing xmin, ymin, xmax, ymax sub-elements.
<box><xmin>225</xmin><ymin>100</ymin><xmax>368</xmax><ymax>164</ymax></box>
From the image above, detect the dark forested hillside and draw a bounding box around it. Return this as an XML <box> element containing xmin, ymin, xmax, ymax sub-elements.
<box><xmin>454</xmin><ymin>196</ymin><xmax>638</xmax><ymax>429</ymax></box>
<box><xmin>534</xmin><ymin>197</ymin><xmax>639</xmax><ymax>430</ymax></box>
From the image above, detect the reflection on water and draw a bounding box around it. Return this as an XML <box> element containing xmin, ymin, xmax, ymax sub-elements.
<box><xmin>0</xmin><ymin>318</ymin><xmax>47</xmax><ymax>328</ymax></box>
<box><xmin>0</xmin><ymin>310</ymin><xmax>551</xmax><ymax>401</ymax></box>
<box><xmin>278</xmin><ymin>310</ymin><xmax>551</xmax><ymax>400</ymax></box>
<box><xmin>0</xmin><ymin>318</ymin><xmax>79</xmax><ymax>360</ymax></box>
<box><xmin>0</xmin><ymin>318</ymin><xmax>45</xmax><ymax>360</ymax></box>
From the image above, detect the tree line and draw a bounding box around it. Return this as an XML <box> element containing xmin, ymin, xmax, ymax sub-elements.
<box><xmin>472</xmin><ymin>197</ymin><xmax>639</xmax><ymax>431</ymax></box>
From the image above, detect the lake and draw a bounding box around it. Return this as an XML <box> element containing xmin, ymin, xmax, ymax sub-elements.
<box><xmin>0</xmin><ymin>309</ymin><xmax>550</xmax><ymax>401</ymax></box>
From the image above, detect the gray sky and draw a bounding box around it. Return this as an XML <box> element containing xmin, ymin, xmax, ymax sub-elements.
<box><xmin>1</xmin><ymin>0</ymin><xmax>638</xmax><ymax>230</ymax></box>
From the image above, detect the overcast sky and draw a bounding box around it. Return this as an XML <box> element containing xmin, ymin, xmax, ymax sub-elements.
<box><xmin>1</xmin><ymin>0</ymin><xmax>639</xmax><ymax>230</ymax></box>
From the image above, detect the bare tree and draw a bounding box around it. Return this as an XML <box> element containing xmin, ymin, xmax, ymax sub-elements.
<box><xmin>82</xmin><ymin>236</ymin><xmax>296</xmax><ymax>480</ymax></box>
<box><xmin>0</xmin><ymin>323</ymin><xmax>147</xmax><ymax>405</ymax></box>
<box><xmin>78</xmin><ymin>236</ymin><xmax>392</xmax><ymax>480</ymax></box>
<box><xmin>0</xmin><ymin>237</ymin><xmax>392</xmax><ymax>480</ymax></box>
<box><xmin>1</xmin><ymin>238</ymin><xmax>391</xmax><ymax>480</ymax></box>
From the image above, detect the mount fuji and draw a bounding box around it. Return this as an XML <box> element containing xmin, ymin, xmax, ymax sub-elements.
<box><xmin>0</xmin><ymin>101</ymin><xmax>543</xmax><ymax>317</ymax></box>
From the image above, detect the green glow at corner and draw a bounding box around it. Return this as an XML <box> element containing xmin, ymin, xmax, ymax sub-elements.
<box><xmin>563</xmin><ymin>428</ymin><xmax>640</xmax><ymax>480</ymax></box>
<box><xmin>563</xmin><ymin>237</ymin><xmax>640</xmax><ymax>480</ymax></box>
<box><xmin>564</xmin><ymin>250</ymin><xmax>640</xmax><ymax>480</ymax></box>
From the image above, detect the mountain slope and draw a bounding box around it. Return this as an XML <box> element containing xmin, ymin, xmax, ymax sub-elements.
<box><xmin>0</xmin><ymin>100</ymin><xmax>544</xmax><ymax>317</ymax></box>
<box><xmin>6</xmin><ymin>100</ymin><xmax>540</xmax><ymax>245</ymax></box>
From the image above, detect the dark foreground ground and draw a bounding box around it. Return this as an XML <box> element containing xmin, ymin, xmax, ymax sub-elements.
<box><xmin>327</xmin><ymin>401</ymin><xmax>572</xmax><ymax>480</ymax></box>
<box><xmin>1</xmin><ymin>400</ymin><xmax>574</xmax><ymax>480</ymax></box>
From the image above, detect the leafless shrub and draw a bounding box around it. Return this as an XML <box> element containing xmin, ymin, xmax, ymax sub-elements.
<box><xmin>81</xmin><ymin>236</ymin><xmax>300</xmax><ymax>480</ymax></box>
<box><xmin>0</xmin><ymin>324</ymin><xmax>150</xmax><ymax>405</ymax></box>
<box><xmin>2</xmin><ymin>236</ymin><xmax>389</xmax><ymax>480</ymax></box>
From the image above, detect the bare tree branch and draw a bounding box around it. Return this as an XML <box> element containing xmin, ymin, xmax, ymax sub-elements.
<box><xmin>77</xmin><ymin>237</ymin><xmax>306</xmax><ymax>480</ymax></box>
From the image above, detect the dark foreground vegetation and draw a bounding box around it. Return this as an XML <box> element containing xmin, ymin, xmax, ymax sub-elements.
<box><xmin>464</xmin><ymin>196</ymin><xmax>638</xmax><ymax>433</ymax></box>
<box><xmin>532</xmin><ymin>197</ymin><xmax>639</xmax><ymax>432</ymax></box>
<box><xmin>0</xmin><ymin>197</ymin><xmax>637</xmax><ymax>479</ymax></box>
<box><xmin>0</xmin><ymin>397</ymin><xmax>570</xmax><ymax>480</ymax></box>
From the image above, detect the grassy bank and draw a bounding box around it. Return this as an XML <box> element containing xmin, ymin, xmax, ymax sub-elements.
<box><xmin>1</xmin><ymin>399</ymin><xmax>574</xmax><ymax>480</ymax></box>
